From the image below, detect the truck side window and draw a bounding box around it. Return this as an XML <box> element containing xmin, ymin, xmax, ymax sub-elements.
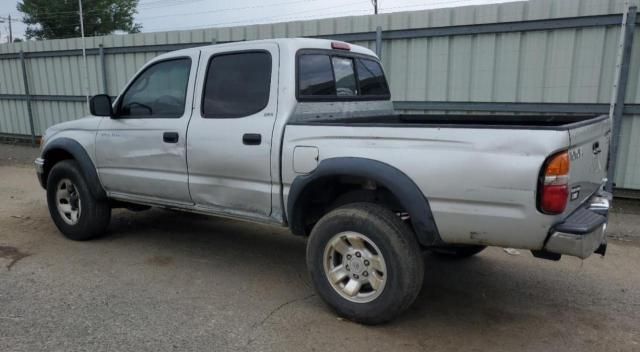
<box><xmin>299</xmin><ymin>54</ymin><xmax>336</xmax><ymax>96</ymax></box>
<box><xmin>202</xmin><ymin>51</ymin><xmax>271</xmax><ymax>119</ymax></box>
<box><xmin>119</xmin><ymin>58</ymin><xmax>191</xmax><ymax>118</ymax></box>
<box><xmin>355</xmin><ymin>58</ymin><xmax>390</xmax><ymax>96</ymax></box>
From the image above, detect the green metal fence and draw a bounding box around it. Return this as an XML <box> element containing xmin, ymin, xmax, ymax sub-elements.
<box><xmin>1</xmin><ymin>0</ymin><xmax>639</xmax><ymax>190</ymax></box>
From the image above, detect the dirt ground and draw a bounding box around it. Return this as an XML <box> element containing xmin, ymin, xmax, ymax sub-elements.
<box><xmin>1</xmin><ymin>144</ymin><xmax>639</xmax><ymax>352</ymax></box>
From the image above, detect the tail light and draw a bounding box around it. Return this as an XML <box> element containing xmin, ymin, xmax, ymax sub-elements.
<box><xmin>538</xmin><ymin>151</ymin><xmax>570</xmax><ymax>214</ymax></box>
<box><xmin>331</xmin><ymin>42</ymin><xmax>351</xmax><ymax>51</ymax></box>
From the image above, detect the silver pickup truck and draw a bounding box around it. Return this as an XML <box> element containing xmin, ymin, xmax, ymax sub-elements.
<box><xmin>35</xmin><ymin>38</ymin><xmax>611</xmax><ymax>324</ymax></box>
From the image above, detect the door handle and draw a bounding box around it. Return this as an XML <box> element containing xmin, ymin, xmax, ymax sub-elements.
<box><xmin>242</xmin><ymin>133</ymin><xmax>261</xmax><ymax>145</ymax></box>
<box><xmin>163</xmin><ymin>132</ymin><xmax>179</xmax><ymax>143</ymax></box>
<box><xmin>592</xmin><ymin>142</ymin><xmax>601</xmax><ymax>155</ymax></box>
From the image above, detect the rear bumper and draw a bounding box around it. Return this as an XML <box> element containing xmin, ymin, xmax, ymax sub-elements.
<box><xmin>544</xmin><ymin>191</ymin><xmax>611</xmax><ymax>259</ymax></box>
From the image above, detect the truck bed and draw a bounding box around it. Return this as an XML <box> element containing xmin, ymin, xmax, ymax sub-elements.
<box><xmin>289</xmin><ymin>113</ymin><xmax>608</xmax><ymax>130</ymax></box>
<box><xmin>397</xmin><ymin>114</ymin><xmax>606</xmax><ymax>128</ymax></box>
<box><xmin>283</xmin><ymin>110</ymin><xmax>610</xmax><ymax>250</ymax></box>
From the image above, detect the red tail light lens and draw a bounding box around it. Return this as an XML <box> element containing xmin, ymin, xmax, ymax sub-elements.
<box><xmin>539</xmin><ymin>151</ymin><xmax>570</xmax><ymax>214</ymax></box>
<box><xmin>540</xmin><ymin>184</ymin><xmax>569</xmax><ymax>214</ymax></box>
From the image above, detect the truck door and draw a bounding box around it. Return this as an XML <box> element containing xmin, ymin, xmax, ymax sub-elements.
<box><xmin>187</xmin><ymin>43</ymin><xmax>279</xmax><ymax>218</ymax></box>
<box><xmin>95</xmin><ymin>52</ymin><xmax>200</xmax><ymax>205</ymax></box>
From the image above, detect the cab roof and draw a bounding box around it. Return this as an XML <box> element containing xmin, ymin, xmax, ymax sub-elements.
<box><xmin>155</xmin><ymin>38</ymin><xmax>378</xmax><ymax>61</ymax></box>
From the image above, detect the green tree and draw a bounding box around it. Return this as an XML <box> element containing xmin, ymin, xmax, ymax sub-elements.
<box><xmin>18</xmin><ymin>0</ymin><xmax>141</xmax><ymax>39</ymax></box>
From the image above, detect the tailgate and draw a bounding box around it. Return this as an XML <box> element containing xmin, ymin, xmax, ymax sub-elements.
<box><xmin>566</xmin><ymin>115</ymin><xmax>611</xmax><ymax>213</ymax></box>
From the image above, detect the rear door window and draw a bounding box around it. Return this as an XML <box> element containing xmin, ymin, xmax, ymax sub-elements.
<box><xmin>202</xmin><ymin>51</ymin><xmax>271</xmax><ymax>118</ymax></box>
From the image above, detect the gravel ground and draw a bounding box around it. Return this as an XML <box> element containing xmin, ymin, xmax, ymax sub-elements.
<box><xmin>0</xmin><ymin>142</ymin><xmax>40</xmax><ymax>167</ymax></box>
<box><xmin>1</xmin><ymin>144</ymin><xmax>639</xmax><ymax>352</ymax></box>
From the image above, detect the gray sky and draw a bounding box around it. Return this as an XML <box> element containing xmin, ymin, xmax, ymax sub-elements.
<box><xmin>0</xmin><ymin>0</ymin><xmax>517</xmax><ymax>42</ymax></box>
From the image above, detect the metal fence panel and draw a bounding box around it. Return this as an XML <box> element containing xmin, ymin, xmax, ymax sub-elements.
<box><xmin>616</xmin><ymin>114</ymin><xmax>640</xmax><ymax>189</ymax></box>
<box><xmin>0</xmin><ymin>99</ymin><xmax>29</xmax><ymax>135</ymax></box>
<box><xmin>0</xmin><ymin>0</ymin><xmax>639</xmax><ymax>189</ymax></box>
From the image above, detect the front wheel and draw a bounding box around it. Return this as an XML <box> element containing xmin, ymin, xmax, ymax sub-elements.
<box><xmin>306</xmin><ymin>203</ymin><xmax>424</xmax><ymax>325</ymax></box>
<box><xmin>46</xmin><ymin>160</ymin><xmax>111</xmax><ymax>241</ymax></box>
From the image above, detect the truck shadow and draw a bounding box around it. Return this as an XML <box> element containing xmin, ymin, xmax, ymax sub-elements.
<box><xmin>104</xmin><ymin>208</ymin><xmax>612</xmax><ymax>333</ymax></box>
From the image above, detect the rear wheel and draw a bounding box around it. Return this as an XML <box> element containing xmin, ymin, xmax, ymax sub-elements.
<box><xmin>431</xmin><ymin>245</ymin><xmax>486</xmax><ymax>259</ymax></box>
<box><xmin>306</xmin><ymin>203</ymin><xmax>424</xmax><ymax>325</ymax></box>
<box><xmin>46</xmin><ymin>160</ymin><xmax>111</xmax><ymax>241</ymax></box>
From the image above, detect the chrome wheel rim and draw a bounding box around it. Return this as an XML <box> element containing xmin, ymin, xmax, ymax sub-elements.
<box><xmin>323</xmin><ymin>231</ymin><xmax>387</xmax><ymax>303</ymax></box>
<box><xmin>55</xmin><ymin>178</ymin><xmax>81</xmax><ymax>225</ymax></box>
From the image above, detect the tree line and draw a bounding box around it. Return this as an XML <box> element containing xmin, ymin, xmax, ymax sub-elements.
<box><xmin>17</xmin><ymin>0</ymin><xmax>141</xmax><ymax>40</ymax></box>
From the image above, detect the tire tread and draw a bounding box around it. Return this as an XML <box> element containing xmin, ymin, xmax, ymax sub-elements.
<box><xmin>307</xmin><ymin>202</ymin><xmax>424</xmax><ymax>324</ymax></box>
<box><xmin>46</xmin><ymin>160</ymin><xmax>111</xmax><ymax>241</ymax></box>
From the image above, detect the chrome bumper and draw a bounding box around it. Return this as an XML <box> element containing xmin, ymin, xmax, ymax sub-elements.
<box><xmin>34</xmin><ymin>157</ymin><xmax>45</xmax><ymax>188</ymax></box>
<box><xmin>34</xmin><ymin>157</ymin><xmax>45</xmax><ymax>173</ymax></box>
<box><xmin>545</xmin><ymin>223</ymin><xmax>607</xmax><ymax>259</ymax></box>
<box><xmin>544</xmin><ymin>192</ymin><xmax>611</xmax><ymax>259</ymax></box>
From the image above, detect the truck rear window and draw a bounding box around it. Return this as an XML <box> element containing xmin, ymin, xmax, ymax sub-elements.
<box><xmin>297</xmin><ymin>52</ymin><xmax>390</xmax><ymax>100</ymax></box>
<box><xmin>298</xmin><ymin>54</ymin><xmax>335</xmax><ymax>96</ymax></box>
<box><xmin>332</xmin><ymin>57</ymin><xmax>357</xmax><ymax>96</ymax></box>
<box><xmin>355</xmin><ymin>58</ymin><xmax>389</xmax><ymax>96</ymax></box>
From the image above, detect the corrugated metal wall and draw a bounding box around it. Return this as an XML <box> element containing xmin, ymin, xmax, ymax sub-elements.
<box><xmin>382</xmin><ymin>2</ymin><xmax>626</xmax><ymax>105</ymax></box>
<box><xmin>0</xmin><ymin>0</ymin><xmax>639</xmax><ymax>188</ymax></box>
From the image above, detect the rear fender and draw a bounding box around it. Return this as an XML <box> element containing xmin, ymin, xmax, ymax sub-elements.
<box><xmin>287</xmin><ymin>157</ymin><xmax>441</xmax><ymax>246</ymax></box>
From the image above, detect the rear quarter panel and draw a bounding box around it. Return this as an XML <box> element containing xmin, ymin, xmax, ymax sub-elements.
<box><xmin>283</xmin><ymin>124</ymin><xmax>570</xmax><ymax>249</ymax></box>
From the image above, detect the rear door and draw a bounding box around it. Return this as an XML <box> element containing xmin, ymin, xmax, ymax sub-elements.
<box><xmin>96</xmin><ymin>53</ymin><xmax>199</xmax><ymax>204</ymax></box>
<box><xmin>566</xmin><ymin>115</ymin><xmax>611</xmax><ymax>211</ymax></box>
<box><xmin>187</xmin><ymin>43</ymin><xmax>279</xmax><ymax>218</ymax></box>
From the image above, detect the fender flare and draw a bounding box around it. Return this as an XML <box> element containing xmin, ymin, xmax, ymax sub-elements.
<box><xmin>42</xmin><ymin>137</ymin><xmax>107</xmax><ymax>200</ymax></box>
<box><xmin>286</xmin><ymin>157</ymin><xmax>441</xmax><ymax>246</ymax></box>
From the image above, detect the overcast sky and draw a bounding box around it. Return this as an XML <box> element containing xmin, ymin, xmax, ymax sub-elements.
<box><xmin>0</xmin><ymin>0</ymin><xmax>518</xmax><ymax>42</ymax></box>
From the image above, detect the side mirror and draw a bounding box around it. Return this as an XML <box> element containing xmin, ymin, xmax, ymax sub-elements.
<box><xmin>89</xmin><ymin>94</ymin><xmax>113</xmax><ymax>117</ymax></box>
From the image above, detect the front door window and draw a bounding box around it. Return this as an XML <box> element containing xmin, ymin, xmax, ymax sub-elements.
<box><xmin>118</xmin><ymin>58</ymin><xmax>191</xmax><ymax>118</ymax></box>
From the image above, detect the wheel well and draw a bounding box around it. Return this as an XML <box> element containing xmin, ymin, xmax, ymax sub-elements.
<box><xmin>42</xmin><ymin>148</ymin><xmax>74</xmax><ymax>188</ymax></box>
<box><xmin>291</xmin><ymin>175</ymin><xmax>407</xmax><ymax>236</ymax></box>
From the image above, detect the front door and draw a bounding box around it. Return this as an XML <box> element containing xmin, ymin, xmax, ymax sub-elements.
<box><xmin>187</xmin><ymin>43</ymin><xmax>279</xmax><ymax>218</ymax></box>
<box><xmin>96</xmin><ymin>52</ymin><xmax>199</xmax><ymax>204</ymax></box>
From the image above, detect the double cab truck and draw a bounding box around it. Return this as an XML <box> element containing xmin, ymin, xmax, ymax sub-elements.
<box><xmin>35</xmin><ymin>38</ymin><xmax>611</xmax><ymax>324</ymax></box>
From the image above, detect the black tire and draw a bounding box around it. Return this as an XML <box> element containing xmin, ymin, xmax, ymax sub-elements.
<box><xmin>306</xmin><ymin>203</ymin><xmax>424</xmax><ymax>325</ymax></box>
<box><xmin>46</xmin><ymin>160</ymin><xmax>111</xmax><ymax>241</ymax></box>
<box><xmin>430</xmin><ymin>245</ymin><xmax>486</xmax><ymax>259</ymax></box>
